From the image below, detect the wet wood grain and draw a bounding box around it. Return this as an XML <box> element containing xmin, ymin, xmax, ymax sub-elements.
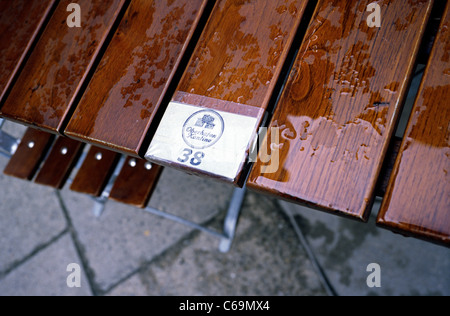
<box><xmin>377</xmin><ymin>3</ymin><xmax>450</xmax><ymax>247</ymax></box>
<box><xmin>70</xmin><ymin>146</ymin><xmax>120</xmax><ymax>196</ymax></box>
<box><xmin>149</xmin><ymin>0</ymin><xmax>311</xmax><ymax>184</ymax></box>
<box><xmin>64</xmin><ymin>0</ymin><xmax>209</xmax><ymax>156</ymax></box>
<box><xmin>175</xmin><ymin>0</ymin><xmax>310</xmax><ymax>110</ymax></box>
<box><xmin>3</xmin><ymin>128</ymin><xmax>54</xmax><ymax>180</ymax></box>
<box><xmin>0</xmin><ymin>0</ymin><xmax>127</xmax><ymax>133</ymax></box>
<box><xmin>247</xmin><ymin>0</ymin><xmax>434</xmax><ymax>221</ymax></box>
<box><xmin>109</xmin><ymin>157</ymin><xmax>163</xmax><ymax>208</ymax></box>
<box><xmin>34</xmin><ymin>137</ymin><xmax>84</xmax><ymax>189</ymax></box>
<box><xmin>0</xmin><ymin>0</ymin><xmax>55</xmax><ymax>105</ymax></box>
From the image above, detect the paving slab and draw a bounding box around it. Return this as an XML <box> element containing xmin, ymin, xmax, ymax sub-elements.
<box><xmin>60</xmin><ymin>167</ymin><xmax>234</xmax><ymax>293</ymax></box>
<box><xmin>0</xmin><ymin>233</ymin><xmax>91</xmax><ymax>296</ymax></box>
<box><xmin>0</xmin><ymin>124</ymin><xmax>67</xmax><ymax>274</ymax></box>
<box><xmin>280</xmin><ymin>199</ymin><xmax>450</xmax><ymax>296</ymax></box>
<box><xmin>108</xmin><ymin>193</ymin><xmax>327</xmax><ymax>296</ymax></box>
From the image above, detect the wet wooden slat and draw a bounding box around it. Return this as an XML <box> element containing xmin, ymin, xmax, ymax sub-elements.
<box><xmin>109</xmin><ymin>158</ymin><xmax>163</xmax><ymax>208</ymax></box>
<box><xmin>0</xmin><ymin>0</ymin><xmax>127</xmax><ymax>133</ymax></box>
<box><xmin>3</xmin><ymin>128</ymin><xmax>54</xmax><ymax>180</ymax></box>
<box><xmin>145</xmin><ymin>0</ymin><xmax>311</xmax><ymax>185</ymax></box>
<box><xmin>377</xmin><ymin>3</ymin><xmax>450</xmax><ymax>247</ymax></box>
<box><xmin>34</xmin><ymin>137</ymin><xmax>84</xmax><ymax>189</ymax></box>
<box><xmin>0</xmin><ymin>0</ymin><xmax>55</xmax><ymax>104</ymax></box>
<box><xmin>247</xmin><ymin>0</ymin><xmax>434</xmax><ymax>221</ymax></box>
<box><xmin>65</xmin><ymin>0</ymin><xmax>210</xmax><ymax>156</ymax></box>
<box><xmin>70</xmin><ymin>146</ymin><xmax>120</xmax><ymax>197</ymax></box>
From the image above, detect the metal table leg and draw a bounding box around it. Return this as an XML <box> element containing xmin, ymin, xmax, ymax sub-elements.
<box><xmin>91</xmin><ymin>155</ymin><xmax>127</xmax><ymax>217</ymax></box>
<box><xmin>93</xmin><ymin>172</ymin><xmax>247</xmax><ymax>253</ymax></box>
<box><xmin>219</xmin><ymin>186</ymin><xmax>247</xmax><ymax>253</ymax></box>
<box><xmin>142</xmin><ymin>185</ymin><xmax>246</xmax><ymax>253</ymax></box>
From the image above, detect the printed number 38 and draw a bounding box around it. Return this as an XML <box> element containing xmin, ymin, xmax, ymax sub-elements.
<box><xmin>177</xmin><ymin>149</ymin><xmax>205</xmax><ymax>166</ymax></box>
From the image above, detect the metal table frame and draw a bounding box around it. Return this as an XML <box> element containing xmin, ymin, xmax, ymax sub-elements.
<box><xmin>0</xmin><ymin>118</ymin><xmax>245</xmax><ymax>253</ymax></box>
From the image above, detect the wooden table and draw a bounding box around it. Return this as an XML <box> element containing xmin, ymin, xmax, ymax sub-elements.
<box><xmin>0</xmin><ymin>0</ymin><xmax>447</xmax><ymax>247</ymax></box>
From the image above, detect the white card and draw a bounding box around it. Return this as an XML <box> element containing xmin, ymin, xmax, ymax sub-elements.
<box><xmin>145</xmin><ymin>101</ymin><xmax>259</xmax><ymax>181</ymax></box>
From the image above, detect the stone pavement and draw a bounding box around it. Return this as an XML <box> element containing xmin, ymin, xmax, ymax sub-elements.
<box><xmin>0</xmin><ymin>120</ymin><xmax>448</xmax><ymax>296</ymax></box>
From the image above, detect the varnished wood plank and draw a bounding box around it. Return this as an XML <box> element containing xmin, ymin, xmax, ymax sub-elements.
<box><xmin>145</xmin><ymin>0</ymin><xmax>311</xmax><ymax>185</ymax></box>
<box><xmin>0</xmin><ymin>0</ymin><xmax>55</xmax><ymax>105</ymax></box>
<box><xmin>34</xmin><ymin>137</ymin><xmax>84</xmax><ymax>189</ymax></box>
<box><xmin>247</xmin><ymin>0</ymin><xmax>434</xmax><ymax>221</ymax></box>
<box><xmin>0</xmin><ymin>0</ymin><xmax>127</xmax><ymax>133</ymax></box>
<box><xmin>109</xmin><ymin>158</ymin><xmax>163</xmax><ymax>208</ymax></box>
<box><xmin>377</xmin><ymin>3</ymin><xmax>450</xmax><ymax>246</ymax></box>
<box><xmin>3</xmin><ymin>128</ymin><xmax>54</xmax><ymax>180</ymax></box>
<box><xmin>70</xmin><ymin>146</ymin><xmax>120</xmax><ymax>196</ymax></box>
<box><xmin>65</xmin><ymin>0</ymin><xmax>210</xmax><ymax>156</ymax></box>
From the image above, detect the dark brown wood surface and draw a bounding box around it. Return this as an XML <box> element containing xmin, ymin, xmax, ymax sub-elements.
<box><xmin>377</xmin><ymin>3</ymin><xmax>450</xmax><ymax>246</ymax></box>
<box><xmin>148</xmin><ymin>0</ymin><xmax>311</xmax><ymax>184</ymax></box>
<box><xmin>247</xmin><ymin>0</ymin><xmax>434</xmax><ymax>221</ymax></box>
<box><xmin>65</xmin><ymin>0</ymin><xmax>210</xmax><ymax>156</ymax></box>
<box><xmin>3</xmin><ymin>128</ymin><xmax>54</xmax><ymax>180</ymax></box>
<box><xmin>175</xmin><ymin>0</ymin><xmax>310</xmax><ymax>111</ymax></box>
<box><xmin>70</xmin><ymin>146</ymin><xmax>120</xmax><ymax>196</ymax></box>
<box><xmin>109</xmin><ymin>157</ymin><xmax>163</xmax><ymax>208</ymax></box>
<box><xmin>0</xmin><ymin>0</ymin><xmax>127</xmax><ymax>133</ymax></box>
<box><xmin>0</xmin><ymin>0</ymin><xmax>55</xmax><ymax>104</ymax></box>
<box><xmin>34</xmin><ymin>137</ymin><xmax>84</xmax><ymax>188</ymax></box>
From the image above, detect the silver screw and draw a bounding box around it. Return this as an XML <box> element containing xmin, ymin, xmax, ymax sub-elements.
<box><xmin>61</xmin><ymin>147</ymin><xmax>68</xmax><ymax>155</ymax></box>
<box><xmin>129</xmin><ymin>158</ymin><xmax>137</xmax><ymax>168</ymax></box>
<box><xmin>95</xmin><ymin>152</ymin><xmax>103</xmax><ymax>161</ymax></box>
<box><xmin>28</xmin><ymin>141</ymin><xmax>35</xmax><ymax>149</ymax></box>
<box><xmin>145</xmin><ymin>162</ymin><xmax>152</xmax><ymax>170</ymax></box>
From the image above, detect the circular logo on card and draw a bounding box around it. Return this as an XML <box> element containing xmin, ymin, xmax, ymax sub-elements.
<box><xmin>182</xmin><ymin>110</ymin><xmax>225</xmax><ymax>149</ymax></box>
